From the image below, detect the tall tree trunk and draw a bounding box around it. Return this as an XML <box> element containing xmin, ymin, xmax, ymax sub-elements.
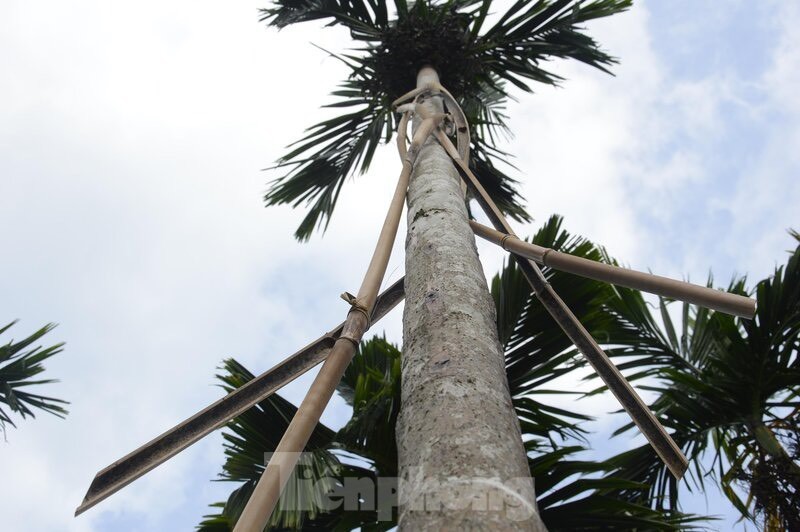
<box><xmin>396</xmin><ymin>67</ymin><xmax>546</xmax><ymax>531</ymax></box>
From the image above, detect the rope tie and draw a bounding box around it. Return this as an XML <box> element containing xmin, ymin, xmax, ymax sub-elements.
<box><xmin>339</xmin><ymin>292</ymin><xmax>372</xmax><ymax>332</ymax></box>
<box><xmin>339</xmin><ymin>292</ymin><xmax>371</xmax><ymax>346</ymax></box>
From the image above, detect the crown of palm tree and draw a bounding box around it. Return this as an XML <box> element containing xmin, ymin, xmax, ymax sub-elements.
<box><xmin>260</xmin><ymin>0</ymin><xmax>631</xmax><ymax>240</ymax></box>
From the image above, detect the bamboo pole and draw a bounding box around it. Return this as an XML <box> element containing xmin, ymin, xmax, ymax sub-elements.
<box><xmin>471</xmin><ymin>220</ymin><xmax>756</xmax><ymax>318</ymax></box>
<box><xmin>73</xmin><ymin>278</ymin><xmax>405</xmax><ymax>517</ymax></box>
<box><xmin>232</xmin><ymin>112</ymin><xmax>443</xmax><ymax>532</ymax></box>
<box><xmin>433</xmin><ymin>127</ymin><xmax>689</xmax><ymax>480</ymax></box>
<box><xmin>393</xmin><ymin>81</ymin><xmax>469</xmax><ymax>161</ymax></box>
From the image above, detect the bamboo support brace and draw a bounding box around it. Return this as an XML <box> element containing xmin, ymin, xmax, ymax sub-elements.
<box><xmin>470</xmin><ymin>220</ymin><xmax>756</xmax><ymax>318</ymax></box>
<box><xmin>232</xmin><ymin>111</ymin><xmax>443</xmax><ymax>531</ymax></box>
<box><xmin>393</xmin><ymin>79</ymin><xmax>470</xmax><ymax>162</ymax></box>
<box><xmin>232</xmin><ymin>326</ymin><xmax>364</xmax><ymax>532</ymax></box>
<box><xmin>432</xmin><ymin>125</ymin><xmax>689</xmax><ymax>480</ymax></box>
<box><xmin>73</xmin><ymin>279</ymin><xmax>405</xmax><ymax>517</ymax></box>
<box><xmin>396</xmin><ymin>111</ymin><xmax>410</xmax><ymax>161</ymax></box>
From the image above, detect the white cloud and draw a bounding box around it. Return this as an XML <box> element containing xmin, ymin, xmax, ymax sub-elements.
<box><xmin>714</xmin><ymin>1</ymin><xmax>800</xmax><ymax>278</ymax></box>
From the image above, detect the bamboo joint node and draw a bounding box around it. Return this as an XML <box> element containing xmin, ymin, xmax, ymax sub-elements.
<box><xmin>500</xmin><ymin>233</ymin><xmax>517</xmax><ymax>250</ymax></box>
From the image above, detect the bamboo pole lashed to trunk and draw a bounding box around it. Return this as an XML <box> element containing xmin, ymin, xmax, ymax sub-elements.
<box><xmin>433</xmin><ymin>126</ymin><xmax>690</xmax><ymax>480</ymax></box>
<box><xmin>393</xmin><ymin>81</ymin><xmax>469</xmax><ymax>161</ymax></box>
<box><xmin>232</xmin><ymin>111</ymin><xmax>443</xmax><ymax>532</ymax></box>
<box><xmin>470</xmin><ymin>220</ymin><xmax>756</xmax><ymax>319</ymax></box>
<box><xmin>73</xmin><ymin>278</ymin><xmax>405</xmax><ymax>517</ymax></box>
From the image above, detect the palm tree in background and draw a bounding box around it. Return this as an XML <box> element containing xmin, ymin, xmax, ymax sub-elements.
<box><xmin>197</xmin><ymin>216</ymin><xmax>704</xmax><ymax>530</ymax></box>
<box><xmin>258</xmin><ymin>0</ymin><xmax>631</xmax><ymax>526</ymax></box>
<box><xmin>597</xmin><ymin>232</ymin><xmax>800</xmax><ymax>530</ymax></box>
<box><xmin>0</xmin><ymin>321</ymin><xmax>69</xmax><ymax>438</ymax></box>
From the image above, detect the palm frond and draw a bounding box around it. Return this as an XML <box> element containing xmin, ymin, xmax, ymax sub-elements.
<box><xmin>199</xmin><ymin>356</ymin><xmax>395</xmax><ymax>530</ymax></box>
<box><xmin>200</xmin><ymin>358</ymin><xmax>343</xmax><ymax>530</ymax></box>
<box><xmin>492</xmin><ymin>214</ymin><xmax>617</xmax><ymax>402</ymax></box>
<box><xmin>334</xmin><ymin>335</ymin><xmax>401</xmax><ymax>476</ymax></box>
<box><xmin>261</xmin><ymin>0</ymin><xmax>631</xmax><ymax>239</ymax></box>
<box><xmin>601</xmin><ymin>240</ymin><xmax>800</xmax><ymax>521</ymax></box>
<box><xmin>259</xmin><ymin>0</ymin><xmax>388</xmax><ymax>35</ymax></box>
<box><xmin>0</xmin><ymin>321</ymin><xmax>69</xmax><ymax>434</ymax></box>
<box><xmin>531</xmin><ymin>444</ymin><xmax>706</xmax><ymax>530</ymax></box>
<box><xmin>481</xmin><ymin>0</ymin><xmax>631</xmax><ymax>91</ymax></box>
<box><xmin>264</xmin><ymin>88</ymin><xmax>393</xmax><ymax>241</ymax></box>
<box><xmin>469</xmin><ymin>138</ymin><xmax>531</xmax><ymax>223</ymax></box>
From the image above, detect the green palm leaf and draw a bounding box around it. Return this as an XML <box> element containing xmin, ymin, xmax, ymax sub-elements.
<box><xmin>0</xmin><ymin>321</ymin><xmax>69</xmax><ymax>435</ymax></box>
<box><xmin>335</xmin><ymin>335</ymin><xmax>401</xmax><ymax>476</ymax></box>
<box><xmin>259</xmin><ymin>0</ymin><xmax>631</xmax><ymax>240</ymax></box>
<box><xmin>600</xmin><ymin>241</ymin><xmax>800</xmax><ymax>527</ymax></box>
<box><xmin>491</xmin><ymin>215</ymin><xmax>617</xmax><ymax>406</ymax></box>
<box><xmin>489</xmin><ymin>215</ymin><xmax>705</xmax><ymax>529</ymax></box>
<box><xmin>199</xmin><ymin>355</ymin><xmax>394</xmax><ymax>531</ymax></box>
<box><xmin>198</xmin><ymin>358</ymin><xmax>347</xmax><ymax>531</ymax></box>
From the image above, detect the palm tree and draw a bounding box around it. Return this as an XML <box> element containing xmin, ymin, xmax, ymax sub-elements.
<box><xmin>198</xmin><ymin>216</ymin><xmax>705</xmax><ymax>530</ymax></box>
<box><xmin>258</xmin><ymin>1</ymin><xmax>631</xmax><ymax>526</ymax></box>
<box><xmin>0</xmin><ymin>321</ymin><xmax>69</xmax><ymax>437</ymax></box>
<box><xmin>594</xmin><ymin>233</ymin><xmax>800</xmax><ymax>530</ymax></box>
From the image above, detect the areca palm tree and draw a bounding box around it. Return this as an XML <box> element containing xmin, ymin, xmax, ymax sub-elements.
<box><xmin>0</xmin><ymin>321</ymin><xmax>69</xmax><ymax>437</ymax></box>
<box><xmin>594</xmin><ymin>233</ymin><xmax>800</xmax><ymax>530</ymax></box>
<box><xmin>198</xmin><ymin>215</ymin><xmax>704</xmax><ymax>530</ymax></box>
<box><xmin>258</xmin><ymin>0</ymin><xmax>631</xmax><ymax>527</ymax></box>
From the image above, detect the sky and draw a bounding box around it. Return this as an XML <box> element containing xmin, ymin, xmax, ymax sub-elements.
<box><xmin>1</xmin><ymin>1</ymin><xmax>798</xmax><ymax>530</ymax></box>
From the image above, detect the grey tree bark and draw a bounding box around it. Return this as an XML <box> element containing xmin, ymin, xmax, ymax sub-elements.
<box><xmin>396</xmin><ymin>67</ymin><xmax>547</xmax><ymax>531</ymax></box>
